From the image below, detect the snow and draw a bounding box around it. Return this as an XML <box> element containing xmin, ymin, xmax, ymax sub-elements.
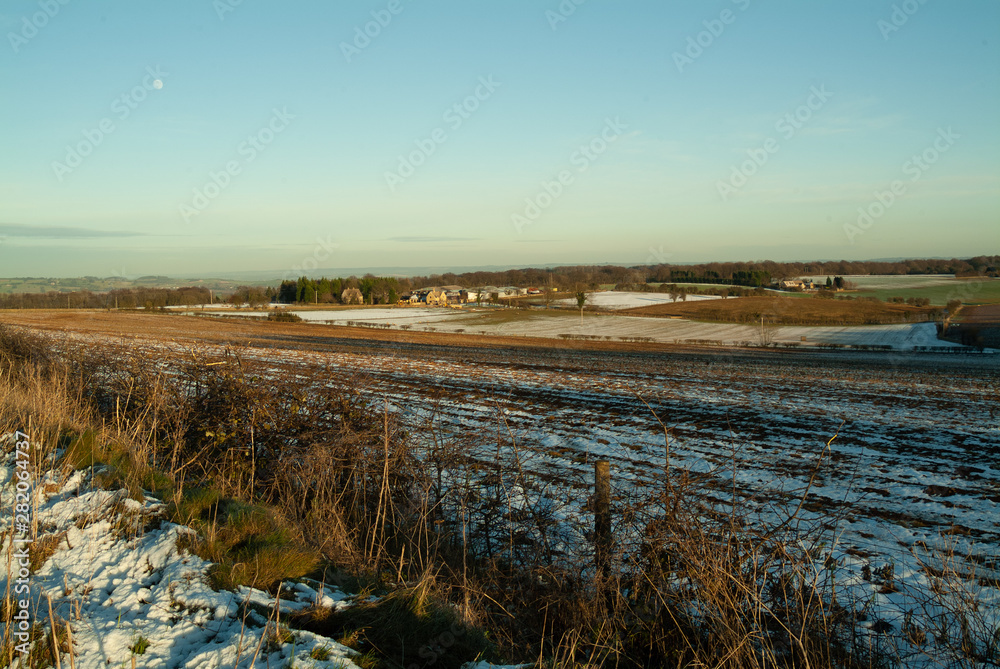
<box><xmin>186</xmin><ymin>292</ymin><xmax>981</xmax><ymax>351</ymax></box>
<box><xmin>291</xmin><ymin>308</ymin><xmax>463</xmax><ymax>324</ymax></box>
<box><xmin>555</xmin><ymin>291</ymin><xmax>721</xmax><ymax>310</ymax></box>
<box><xmin>0</xmin><ymin>441</ymin><xmax>361</xmax><ymax>669</ymax></box>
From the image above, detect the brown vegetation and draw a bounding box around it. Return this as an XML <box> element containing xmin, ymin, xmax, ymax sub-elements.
<box><xmin>624</xmin><ymin>295</ymin><xmax>937</xmax><ymax>326</ymax></box>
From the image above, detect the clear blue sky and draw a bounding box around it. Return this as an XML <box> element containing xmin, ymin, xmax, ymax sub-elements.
<box><xmin>1</xmin><ymin>0</ymin><xmax>997</xmax><ymax>278</ymax></box>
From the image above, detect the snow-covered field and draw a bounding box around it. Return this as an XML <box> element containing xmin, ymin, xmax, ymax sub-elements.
<box><xmin>555</xmin><ymin>291</ymin><xmax>721</xmax><ymax>310</ymax></box>
<box><xmin>291</xmin><ymin>307</ymin><xmax>463</xmax><ymax>325</ymax></box>
<box><xmin>194</xmin><ymin>298</ymin><xmax>980</xmax><ymax>352</ymax></box>
<box><xmin>841</xmin><ymin>275</ymin><xmax>959</xmax><ymax>290</ymax></box>
<box><xmin>164</xmin><ymin>304</ymin><xmax>234</xmax><ymax>310</ymax></box>
<box><xmin>461</xmin><ymin>313</ymin><xmax>966</xmax><ymax>351</ymax></box>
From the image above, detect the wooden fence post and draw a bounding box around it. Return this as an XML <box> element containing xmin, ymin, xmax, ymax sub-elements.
<box><xmin>595</xmin><ymin>460</ymin><xmax>611</xmax><ymax>576</ymax></box>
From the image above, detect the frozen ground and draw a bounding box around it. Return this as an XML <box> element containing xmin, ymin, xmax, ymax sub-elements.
<box><xmin>555</xmin><ymin>291</ymin><xmax>721</xmax><ymax>309</ymax></box>
<box><xmin>0</xmin><ymin>439</ymin><xmax>362</xmax><ymax>669</ymax></box>
<box><xmin>0</xmin><ymin>436</ymin><xmax>520</xmax><ymax>669</ymax></box>
<box><xmin>460</xmin><ymin>314</ymin><xmax>967</xmax><ymax>351</ymax></box>
<box><xmin>194</xmin><ymin>299</ymin><xmax>977</xmax><ymax>352</ymax></box>
<box><xmin>840</xmin><ymin>275</ymin><xmax>959</xmax><ymax>290</ymax></box>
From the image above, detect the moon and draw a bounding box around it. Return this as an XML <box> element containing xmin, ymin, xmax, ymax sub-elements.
<box><xmin>153</xmin><ymin>79</ymin><xmax>163</xmax><ymax>89</ymax></box>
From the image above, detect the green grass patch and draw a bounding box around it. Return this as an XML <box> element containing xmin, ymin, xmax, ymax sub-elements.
<box><xmin>130</xmin><ymin>635</ymin><xmax>150</xmax><ymax>655</ymax></box>
<box><xmin>61</xmin><ymin>432</ymin><xmax>320</xmax><ymax>594</ymax></box>
<box><xmin>172</xmin><ymin>491</ymin><xmax>320</xmax><ymax>592</ymax></box>
<box><xmin>61</xmin><ymin>430</ymin><xmax>153</xmax><ymax>501</ymax></box>
<box><xmin>291</xmin><ymin>580</ymin><xmax>494</xmax><ymax>669</ymax></box>
<box><xmin>61</xmin><ymin>429</ymin><xmax>104</xmax><ymax>470</ymax></box>
<box><xmin>849</xmin><ymin>277</ymin><xmax>1000</xmax><ymax>305</ymax></box>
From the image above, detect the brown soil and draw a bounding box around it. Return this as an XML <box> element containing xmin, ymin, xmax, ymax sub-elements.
<box><xmin>957</xmin><ymin>303</ymin><xmax>1000</xmax><ymax>324</ymax></box>
<box><xmin>622</xmin><ymin>296</ymin><xmax>936</xmax><ymax>326</ymax></box>
<box><xmin>948</xmin><ymin>304</ymin><xmax>1000</xmax><ymax>348</ymax></box>
<box><xmin>0</xmin><ymin>309</ymin><xmax>740</xmax><ymax>356</ymax></box>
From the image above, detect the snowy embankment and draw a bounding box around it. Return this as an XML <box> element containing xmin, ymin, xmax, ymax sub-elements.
<box><xmin>0</xmin><ymin>437</ymin><xmax>518</xmax><ymax>669</ymax></box>
<box><xmin>0</xmin><ymin>443</ymin><xmax>359</xmax><ymax>668</ymax></box>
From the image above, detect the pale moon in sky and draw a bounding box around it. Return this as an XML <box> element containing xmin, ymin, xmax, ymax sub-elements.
<box><xmin>153</xmin><ymin>79</ymin><xmax>163</xmax><ymax>89</ymax></box>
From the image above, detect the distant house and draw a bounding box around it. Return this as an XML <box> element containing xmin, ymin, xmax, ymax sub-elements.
<box><xmin>341</xmin><ymin>288</ymin><xmax>363</xmax><ymax>304</ymax></box>
<box><xmin>425</xmin><ymin>289</ymin><xmax>448</xmax><ymax>306</ymax></box>
<box><xmin>775</xmin><ymin>279</ymin><xmax>818</xmax><ymax>292</ymax></box>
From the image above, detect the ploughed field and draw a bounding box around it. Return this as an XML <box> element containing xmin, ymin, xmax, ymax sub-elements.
<box><xmin>623</xmin><ymin>294</ymin><xmax>937</xmax><ymax>325</ymax></box>
<box><xmin>5</xmin><ymin>310</ymin><xmax>1000</xmax><ymax>626</ymax></box>
<box><xmin>950</xmin><ymin>303</ymin><xmax>1000</xmax><ymax>349</ymax></box>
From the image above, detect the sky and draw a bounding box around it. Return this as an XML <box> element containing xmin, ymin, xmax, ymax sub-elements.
<box><xmin>0</xmin><ymin>0</ymin><xmax>998</xmax><ymax>279</ymax></box>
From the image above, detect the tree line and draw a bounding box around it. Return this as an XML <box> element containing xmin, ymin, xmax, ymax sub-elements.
<box><xmin>407</xmin><ymin>256</ymin><xmax>997</xmax><ymax>292</ymax></box>
<box><xmin>276</xmin><ymin>276</ymin><xmax>406</xmax><ymax>305</ymax></box>
<box><xmin>0</xmin><ymin>287</ymin><xmax>213</xmax><ymax>310</ymax></box>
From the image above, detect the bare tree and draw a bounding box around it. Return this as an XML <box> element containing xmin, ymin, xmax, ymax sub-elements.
<box><xmin>757</xmin><ymin>314</ymin><xmax>778</xmax><ymax>347</ymax></box>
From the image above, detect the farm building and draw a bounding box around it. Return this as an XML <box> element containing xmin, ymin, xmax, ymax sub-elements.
<box><xmin>425</xmin><ymin>289</ymin><xmax>448</xmax><ymax>306</ymax></box>
<box><xmin>341</xmin><ymin>288</ymin><xmax>363</xmax><ymax>304</ymax></box>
